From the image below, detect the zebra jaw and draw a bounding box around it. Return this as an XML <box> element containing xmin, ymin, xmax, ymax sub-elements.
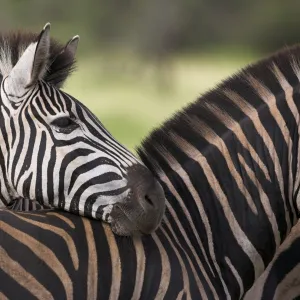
<box><xmin>95</xmin><ymin>204</ymin><xmax>114</xmax><ymax>223</ymax></box>
<box><xmin>92</xmin><ymin>165</ymin><xmax>166</xmax><ymax>236</ymax></box>
<box><xmin>109</xmin><ymin>166</ymin><xmax>166</xmax><ymax>236</ymax></box>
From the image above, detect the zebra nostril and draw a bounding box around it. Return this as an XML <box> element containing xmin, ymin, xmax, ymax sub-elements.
<box><xmin>144</xmin><ymin>194</ymin><xmax>154</xmax><ymax>207</ymax></box>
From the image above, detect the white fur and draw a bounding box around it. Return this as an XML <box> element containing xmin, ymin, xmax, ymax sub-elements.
<box><xmin>3</xmin><ymin>42</ymin><xmax>37</xmax><ymax>101</ymax></box>
<box><xmin>0</xmin><ymin>40</ymin><xmax>13</xmax><ymax>77</ymax></box>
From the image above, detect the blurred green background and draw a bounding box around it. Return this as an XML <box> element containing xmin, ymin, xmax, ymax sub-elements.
<box><xmin>2</xmin><ymin>0</ymin><xmax>299</xmax><ymax>151</ymax></box>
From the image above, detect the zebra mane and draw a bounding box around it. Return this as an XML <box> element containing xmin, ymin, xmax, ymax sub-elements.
<box><xmin>0</xmin><ymin>31</ymin><xmax>76</xmax><ymax>87</ymax></box>
<box><xmin>137</xmin><ymin>44</ymin><xmax>300</xmax><ymax>175</ymax></box>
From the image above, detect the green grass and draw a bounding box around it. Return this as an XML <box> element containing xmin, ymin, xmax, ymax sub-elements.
<box><xmin>64</xmin><ymin>54</ymin><xmax>255</xmax><ymax>152</ymax></box>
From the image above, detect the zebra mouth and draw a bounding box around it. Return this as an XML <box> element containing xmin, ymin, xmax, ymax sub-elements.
<box><xmin>92</xmin><ymin>190</ymin><xmax>130</xmax><ymax>223</ymax></box>
<box><xmin>110</xmin><ymin>205</ymin><xmax>140</xmax><ymax>236</ymax></box>
<box><xmin>93</xmin><ymin>164</ymin><xmax>165</xmax><ymax>236</ymax></box>
<box><xmin>94</xmin><ymin>204</ymin><xmax>114</xmax><ymax>223</ymax></box>
<box><xmin>109</xmin><ymin>198</ymin><xmax>164</xmax><ymax>236</ymax></box>
<box><xmin>93</xmin><ymin>200</ymin><xmax>156</xmax><ymax>236</ymax></box>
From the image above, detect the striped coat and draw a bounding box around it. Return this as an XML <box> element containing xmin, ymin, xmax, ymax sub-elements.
<box><xmin>3</xmin><ymin>44</ymin><xmax>300</xmax><ymax>298</ymax></box>
<box><xmin>244</xmin><ymin>220</ymin><xmax>300</xmax><ymax>299</ymax></box>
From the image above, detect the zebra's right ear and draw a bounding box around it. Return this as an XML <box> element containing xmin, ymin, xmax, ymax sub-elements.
<box><xmin>46</xmin><ymin>35</ymin><xmax>79</xmax><ymax>88</ymax></box>
<box><xmin>2</xmin><ymin>23</ymin><xmax>51</xmax><ymax>102</ymax></box>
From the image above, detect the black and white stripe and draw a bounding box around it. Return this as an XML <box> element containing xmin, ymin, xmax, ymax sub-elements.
<box><xmin>2</xmin><ymin>43</ymin><xmax>300</xmax><ymax>298</ymax></box>
<box><xmin>0</xmin><ymin>24</ymin><xmax>165</xmax><ymax>236</ymax></box>
<box><xmin>6</xmin><ymin>198</ymin><xmax>49</xmax><ymax>211</ymax></box>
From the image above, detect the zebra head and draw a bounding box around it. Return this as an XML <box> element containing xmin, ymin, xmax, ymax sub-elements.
<box><xmin>0</xmin><ymin>24</ymin><xmax>165</xmax><ymax>236</ymax></box>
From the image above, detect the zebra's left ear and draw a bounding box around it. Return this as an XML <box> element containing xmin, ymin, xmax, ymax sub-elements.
<box><xmin>3</xmin><ymin>23</ymin><xmax>51</xmax><ymax>101</ymax></box>
<box><xmin>46</xmin><ymin>35</ymin><xmax>79</xmax><ymax>88</ymax></box>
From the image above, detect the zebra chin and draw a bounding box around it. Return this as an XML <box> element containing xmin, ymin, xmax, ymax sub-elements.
<box><xmin>109</xmin><ymin>164</ymin><xmax>166</xmax><ymax>236</ymax></box>
<box><xmin>109</xmin><ymin>203</ymin><xmax>164</xmax><ymax>236</ymax></box>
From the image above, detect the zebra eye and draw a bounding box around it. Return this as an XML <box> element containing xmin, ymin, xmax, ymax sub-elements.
<box><xmin>51</xmin><ymin>117</ymin><xmax>79</xmax><ymax>133</ymax></box>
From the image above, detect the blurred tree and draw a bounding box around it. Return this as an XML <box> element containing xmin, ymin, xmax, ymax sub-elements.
<box><xmin>2</xmin><ymin>0</ymin><xmax>300</xmax><ymax>56</ymax></box>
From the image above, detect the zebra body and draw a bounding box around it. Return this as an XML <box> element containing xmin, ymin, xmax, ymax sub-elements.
<box><xmin>244</xmin><ymin>220</ymin><xmax>300</xmax><ymax>299</ymax></box>
<box><xmin>0</xmin><ymin>24</ymin><xmax>165</xmax><ymax>236</ymax></box>
<box><xmin>2</xmin><ymin>44</ymin><xmax>300</xmax><ymax>298</ymax></box>
<box><xmin>0</xmin><ymin>209</ymin><xmax>206</xmax><ymax>300</ymax></box>
<box><xmin>6</xmin><ymin>198</ymin><xmax>48</xmax><ymax>211</ymax></box>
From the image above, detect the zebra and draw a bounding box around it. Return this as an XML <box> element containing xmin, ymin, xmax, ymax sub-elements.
<box><xmin>244</xmin><ymin>220</ymin><xmax>300</xmax><ymax>300</ymax></box>
<box><xmin>2</xmin><ymin>43</ymin><xmax>300</xmax><ymax>299</ymax></box>
<box><xmin>0</xmin><ymin>23</ymin><xmax>166</xmax><ymax>236</ymax></box>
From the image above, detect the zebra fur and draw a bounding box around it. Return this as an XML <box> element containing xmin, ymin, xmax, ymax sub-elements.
<box><xmin>0</xmin><ymin>209</ymin><xmax>195</xmax><ymax>300</ymax></box>
<box><xmin>136</xmin><ymin>44</ymin><xmax>300</xmax><ymax>297</ymax></box>
<box><xmin>244</xmin><ymin>220</ymin><xmax>300</xmax><ymax>300</ymax></box>
<box><xmin>2</xmin><ymin>43</ymin><xmax>300</xmax><ymax>298</ymax></box>
<box><xmin>6</xmin><ymin>198</ymin><xmax>50</xmax><ymax>211</ymax></box>
<box><xmin>0</xmin><ymin>24</ymin><xmax>166</xmax><ymax>236</ymax></box>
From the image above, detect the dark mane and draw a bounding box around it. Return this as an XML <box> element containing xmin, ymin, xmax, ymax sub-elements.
<box><xmin>0</xmin><ymin>31</ymin><xmax>76</xmax><ymax>87</ymax></box>
<box><xmin>137</xmin><ymin>44</ymin><xmax>300</xmax><ymax>174</ymax></box>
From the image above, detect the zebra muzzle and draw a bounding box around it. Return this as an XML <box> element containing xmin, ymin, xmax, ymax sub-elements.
<box><xmin>109</xmin><ymin>164</ymin><xmax>166</xmax><ymax>236</ymax></box>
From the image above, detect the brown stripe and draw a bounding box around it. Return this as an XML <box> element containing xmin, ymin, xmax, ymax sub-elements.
<box><xmin>0</xmin><ymin>221</ymin><xmax>73</xmax><ymax>300</ymax></box>
<box><xmin>273</xmin><ymin>264</ymin><xmax>300</xmax><ymax>300</ymax></box>
<box><xmin>146</xmin><ymin>150</ymin><xmax>216</xmax><ymax>279</ymax></box>
<box><xmin>6</xmin><ymin>211</ymin><xmax>79</xmax><ymax>270</ymax></box>
<box><xmin>152</xmin><ymin>233</ymin><xmax>171</xmax><ymax>299</ymax></box>
<box><xmin>0</xmin><ymin>292</ymin><xmax>9</xmax><ymax>300</ymax></box>
<box><xmin>272</xmin><ymin>63</ymin><xmax>298</xmax><ymax>224</ymax></box>
<box><xmin>159</xmin><ymin>148</ymin><xmax>223</xmax><ymax>298</ymax></box>
<box><xmin>238</xmin><ymin>154</ymin><xmax>280</xmax><ymax>247</ymax></box>
<box><xmin>204</xmin><ymin>100</ymin><xmax>272</xmax><ymax>183</ymax></box>
<box><xmin>247</xmin><ymin>74</ymin><xmax>292</xmax><ymax>231</ymax></box>
<box><xmin>131</xmin><ymin>237</ymin><xmax>145</xmax><ymax>299</ymax></box>
<box><xmin>247</xmin><ymin>74</ymin><xmax>291</xmax><ymax>145</ymax></box>
<box><xmin>103</xmin><ymin>223</ymin><xmax>121</xmax><ymax>300</ymax></box>
<box><xmin>164</xmin><ymin>217</ymin><xmax>208</xmax><ymax>300</ymax></box>
<box><xmin>0</xmin><ymin>246</ymin><xmax>53</xmax><ymax>300</ymax></box>
<box><xmin>170</xmin><ymin>133</ymin><xmax>265</xmax><ymax>280</ymax></box>
<box><xmin>176</xmin><ymin>289</ymin><xmax>186</xmax><ymax>300</ymax></box>
<box><xmin>188</xmin><ymin>115</ymin><xmax>258</xmax><ymax>214</ymax></box>
<box><xmin>160</xmin><ymin>224</ymin><xmax>192</xmax><ymax>300</ymax></box>
<box><xmin>11</xmin><ymin>211</ymin><xmax>47</xmax><ymax>218</ymax></box>
<box><xmin>82</xmin><ymin>218</ymin><xmax>98</xmax><ymax>300</ymax></box>
<box><xmin>225</xmin><ymin>256</ymin><xmax>243</xmax><ymax>298</ymax></box>
<box><xmin>46</xmin><ymin>212</ymin><xmax>75</xmax><ymax>228</ymax></box>
<box><xmin>245</xmin><ymin>220</ymin><xmax>300</xmax><ymax>300</ymax></box>
<box><xmin>224</xmin><ymin>89</ymin><xmax>291</xmax><ymax>232</ymax></box>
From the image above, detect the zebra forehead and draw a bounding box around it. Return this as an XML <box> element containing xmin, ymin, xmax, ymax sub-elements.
<box><xmin>0</xmin><ymin>31</ymin><xmax>75</xmax><ymax>85</ymax></box>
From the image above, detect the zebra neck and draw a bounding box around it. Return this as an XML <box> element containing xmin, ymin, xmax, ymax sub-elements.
<box><xmin>141</xmin><ymin>101</ymin><xmax>300</xmax><ymax>295</ymax></box>
<box><xmin>137</xmin><ymin>45</ymin><xmax>300</xmax><ymax>297</ymax></box>
<box><xmin>0</xmin><ymin>149</ymin><xmax>14</xmax><ymax>207</ymax></box>
<box><xmin>152</xmin><ymin>136</ymin><xmax>294</xmax><ymax>297</ymax></box>
<box><xmin>0</xmin><ymin>105</ymin><xmax>19</xmax><ymax>207</ymax></box>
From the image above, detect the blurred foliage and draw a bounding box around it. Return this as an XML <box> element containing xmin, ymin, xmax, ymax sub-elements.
<box><xmin>2</xmin><ymin>0</ymin><xmax>300</xmax><ymax>58</ymax></box>
<box><xmin>64</xmin><ymin>54</ymin><xmax>249</xmax><ymax>151</ymax></box>
<box><xmin>1</xmin><ymin>1</ymin><xmax>298</xmax><ymax>149</ymax></box>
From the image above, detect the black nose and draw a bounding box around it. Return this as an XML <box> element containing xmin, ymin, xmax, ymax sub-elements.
<box><xmin>144</xmin><ymin>194</ymin><xmax>154</xmax><ymax>207</ymax></box>
<box><xmin>126</xmin><ymin>164</ymin><xmax>165</xmax><ymax>233</ymax></box>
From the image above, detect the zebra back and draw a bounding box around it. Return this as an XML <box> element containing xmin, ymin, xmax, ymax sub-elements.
<box><xmin>0</xmin><ymin>209</ymin><xmax>187</xmax><ymax>300</ymax></box>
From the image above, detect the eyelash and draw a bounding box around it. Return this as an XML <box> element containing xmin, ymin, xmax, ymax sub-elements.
<box><xmin>51</xmin><ymin>117</ymin><xmax>79</xmax><ymax>133</ymax></box>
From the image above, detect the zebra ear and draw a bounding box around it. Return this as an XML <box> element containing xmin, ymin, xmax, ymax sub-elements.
<box><xmin>30</xmin><ymin>23</ymin><xmax>51</xmax><ymax>85</ymax></box>
<box><xmin>64</xmin><ymin>35</ymin><xmax>80</xmax><ymax>57</ymax></box>
<box><xmin>46</xmin><ymin>35</ymin><xmax>79</xmax><ymax>88</ymax></box>
<box><xmin>3</xmin><ymin>23</ymin><xmax>51</xmax><ymax>100</ymax></box>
